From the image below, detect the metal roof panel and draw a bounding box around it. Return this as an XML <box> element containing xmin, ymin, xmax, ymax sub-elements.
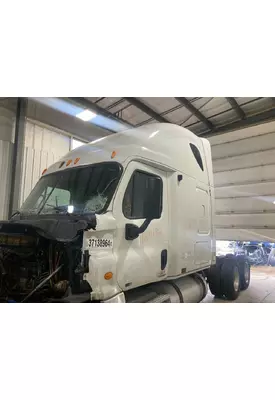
<box><xmin>235</xmin><ymin>97</ymin><xmax>259</xmax><ymax>105</ymax></box>
<box><xmin>181</xmin><ymin>114</ymin><xmax>200</xmax><ymax>126</ymax></box>
<box><xmin>67</xmin><ymin>97</ymin><xmax>275</xmax><ymax>137</ymax></box>
<box><xmin>139</xmin><ymin>97</ymin><xmax>180</xmax><ymax>113</ymax></box>
<box><xmin>94</xmin><ymin>97</ymin><xmax>123</xmax><ymax>109</ymax></box>
<box><xmin>209</xmin><ymin>109</ymin><xmax>238</xmax><ymax>126</ymax></box>
<box><xmin>191</xmin><ymin>97</ymin><xmax>214</xmax><ymax>110</ymax></box>
<box><xmin>241</xmin><ymin>98</ymin><xmax>274</xmax><ymax>115</ymax></box>
<box><xmin>122</xmin><ymin>105</ymin><xmax>154</xmax><ymax>125</ymax></box>
<box><xmin>199</xmin><ymin>97</ymin><xmax>232</xmax><ymax>118</ymax></box>
<box><xmin>84</xmin><ymin>97</ymin><xmax>102</xmax><ymax>102</ymax></box>
<box><xmin>164</xmin><ymin>106</ymin><xmax>192</xmax><ymax>124</ymax></box>
<box><xmin>108</xmin><ymin>100</ymin><xmax>130</xmax><ymax>114</ymax></box>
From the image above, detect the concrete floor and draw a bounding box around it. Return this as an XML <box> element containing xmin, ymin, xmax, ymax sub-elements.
<box><xmin>203</xmin><ymin>266</ymin><xmax>275</xmax><ymax>303</ymax></box>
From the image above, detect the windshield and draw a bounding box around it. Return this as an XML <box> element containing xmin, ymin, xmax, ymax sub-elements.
<box><xmin>20</xmin><ymin>162</ymin><xmax>122</xmax><ymax>215</ymax></box>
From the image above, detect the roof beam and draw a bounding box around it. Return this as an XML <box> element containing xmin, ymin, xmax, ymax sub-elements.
<box><xmin>124</xmin><ymin>97</ymin><xmax>170</xmax><ymax>123</ymax></box>
<box><xmin>225</xmin><ymin>97</ymin><xmax>245</xmax><ymax>120</ymax></box>
<box><xmin>175</xmin><ymin>97</ymin><xmax>213</xmax><ymax>130</ymax></box>
<box><xmin>94</xmin><ymin>97</ymin><xmax>105</xmax><ymax>104</ymax></box>
<box><xmin>67</xmin><ymin>97</ymin><xmax>133</xmax><ymax>127</ymax></box>
<box><xmin>202</xmin><ymin>107</ymin><xmax>275</xmax><ymax>137</ymax></box>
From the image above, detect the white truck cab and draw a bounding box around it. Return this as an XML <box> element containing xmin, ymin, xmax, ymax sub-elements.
<box><xmin>0</xmin><ymin>123</ymin><xmax>251</xmax><ymax>303</ymax></box>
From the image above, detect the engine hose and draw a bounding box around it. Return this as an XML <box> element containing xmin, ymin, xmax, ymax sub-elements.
<box><xmin>21</xmin><ymin>264</ymin><xmax>63</xmax><ymax>303</ymax></box>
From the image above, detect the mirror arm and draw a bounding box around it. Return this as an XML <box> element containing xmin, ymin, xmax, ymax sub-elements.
<box><xmin>125</xmin><ymin>218</ymin><xmax>152</xmax><ymax>241</ymax></box>
<box><xmin>137</xmin><ymin>218</ymin><xmax>151</xmax><ymax>235</ymax></box>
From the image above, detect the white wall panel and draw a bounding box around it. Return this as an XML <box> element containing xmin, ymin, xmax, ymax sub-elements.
<box><xmin>20</xmin><ymin>120</ymin><xmax>70</xmax><ymax>204</ymax></box>
<box><xmin>213</xmin><ymin>148</ymin><xmax>275</xmax><ymax>173</ymax></box>
<box><xmin>0</xmin><ymin>99</ymin><xmax>109</xmax><ymax>219</ymax></box>
<box><xmin>209</xmin><ymin>120</ymin><xmax>275</xmax><ymax>241</ymax></box>
<box><xmin>217</xmin><ymin>229</ymin><xmax>275</xmax><ymax>242</ymax></box>
<box><xmin>215</xmin><ymin>181</ymin><xmax>275</xmax><ymax>199</ymax></box>
<box><xmin>216</xmin><ymin>214</ymin><xmax>275</xmax><ymax>228</ymax></box>
<box><xmin>0</xmin><ymin>107</ymin><xmax>14</xmax><ymax>219</ymax></box>
<box><xmin>210</xmin><ymin>119</ymin><xmax>275</xmax><ymax>145</ymax></box>
<box><xmin>216</xmin><ymin>196</ymin><xmax>275</xmax><ymax>213</ymax></box>
<box><xmin>211</xmin><ymin>131</ymin><xmax>275</xmax><ymax>159</ymax></box>
<box><xmin>214</xmin><ymin>164</ymin><xmax>275</xmax><ymax>187</ymax></box>
<box><xmin>0</xmin><ymin>141</ymin><xmax>13</xmax><ymax>219</ymax></box>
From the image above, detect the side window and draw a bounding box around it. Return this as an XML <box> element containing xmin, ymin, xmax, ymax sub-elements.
<box><xmin>190</xmin><ymin>143</ymin><xmax>204</xmax><ymax>171</ymax></box>
<box><xmin>123</xmin><ymin>170</ymin><xmax>163</xmax><ymax>219</ymax></box>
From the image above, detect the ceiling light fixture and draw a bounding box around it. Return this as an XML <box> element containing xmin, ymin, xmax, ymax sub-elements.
<box><xmin>76</xmin><ymin>109</ymin><xmax>97</xmax><ymax>121</ymax></box>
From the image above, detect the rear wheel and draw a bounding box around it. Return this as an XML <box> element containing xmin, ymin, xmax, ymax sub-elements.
<box><xmin>208</xmin><ymin>256</ymin><xmax>242</xmax><ymax>301</ymax></box>
<box><xmin>207</xmin><ymin>258</ymin><xmax>223</xmax><ymax>298</ymax></box>
<box><xmin>237</xmin><ymin>256</ymin><xmax>251</xmax><ymax>290</ymax></box>
<box><xmin>220</xmin><ymin>257</ymin><xmax>240</xmax><ymax>301</ymax></box>
<box><xmin>268</xmin><ymin>248</ymin><xmax>275</xmax><ymax>266</ymax></box>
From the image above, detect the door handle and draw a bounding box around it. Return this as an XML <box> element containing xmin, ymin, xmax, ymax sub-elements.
<box><xmin>161</xmin><ymin>249</ymin><xmax>168</xmax><ymax>270</ymax></box>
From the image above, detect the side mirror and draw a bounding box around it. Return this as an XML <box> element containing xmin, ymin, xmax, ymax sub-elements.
<box><xmin>143</xmin><ymin>176</ymin><xmax>162</xmax><ymax>220</ymax></box>
<box><xmin>125</xmin><ymin>176</ymin><xmax>162</xmax><ymax>241</ymax></box>
<box><xmin>125</xmin><ymin>223</ymin><xmax>140</xmax><ymax>240</ymax></box>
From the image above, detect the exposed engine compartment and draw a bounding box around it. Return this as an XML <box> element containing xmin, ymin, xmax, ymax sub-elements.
<box><xmin>0</xmin><ymin>215</ymin><xmax>96</xmax><ymax>302</ymax></box>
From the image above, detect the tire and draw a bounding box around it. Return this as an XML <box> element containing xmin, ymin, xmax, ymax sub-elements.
<box><xmin>268</xmin><ymin>248</ymin><xmax>275</xmax><ymax>266</ymax></box>
<box><xmin>220</xmin><ymin>257</ymin><xmax>240</xmax><ymax>301</ymax></box>
<box><xmin>225</xmin><ymin>253</ymin><xmax>235</xmax><ymax>258</ymax></box>
<box><xmin>207</xmin><ymin>258</ymin><xmax>223</xmax><ymax>298</ymax></box>
<box><xmin>237</xmin><ymin>256</ymin><xmax>251</xmax><ymax>290</ymax></box>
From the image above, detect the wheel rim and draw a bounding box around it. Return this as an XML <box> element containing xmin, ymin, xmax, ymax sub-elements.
<box><xmin>233</xmin><ymin>269</ymin><xmax>240</xmax><ymax>291</ymax></box>
<box><xmin>244</xmin><ymin>263</ymin><xmax>250</xmax><ymax>283</ymax></box>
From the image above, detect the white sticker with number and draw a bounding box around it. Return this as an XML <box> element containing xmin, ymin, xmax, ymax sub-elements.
<box><xmin>88</xmin><ymin>237</ymin><xmax>113</xmax><ymax>249</ymax></box>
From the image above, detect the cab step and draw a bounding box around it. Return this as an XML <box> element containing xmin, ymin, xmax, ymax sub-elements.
<box><xmin>147</xmin><ymin>294</ymin><xmax>171</xmax><ymax>303</ymax></box>
<box><xmin>125</xmin><ymin>288</ymin><xmax>171</xmax><ymax>303</ymax></box>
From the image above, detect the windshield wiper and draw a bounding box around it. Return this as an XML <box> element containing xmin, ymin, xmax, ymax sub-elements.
<box><xmin>37</xmin><ymin>179</ymin><xmax>61</xmax><ymax>214</ymax></box>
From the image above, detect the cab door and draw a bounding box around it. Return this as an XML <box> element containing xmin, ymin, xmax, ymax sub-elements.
<box><xmin>113</xmin><ymin>161</ymin><xmax>169</xmax><ymax>291</ymax></box>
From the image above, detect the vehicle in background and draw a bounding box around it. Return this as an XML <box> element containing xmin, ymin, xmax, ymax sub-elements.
<box><xmin>235</xmin><ymin>242</ymin><xmax>272</xmax><ymax>265</ymax></box>
<box><xmin>216</xmin><ymin>241</ymin><xmax>235</xmax><ymax>257</ymax></box>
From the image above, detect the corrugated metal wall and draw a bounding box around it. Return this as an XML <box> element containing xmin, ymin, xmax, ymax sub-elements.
<box><xmin>209</xmin><ymin>121</ymin><xmax>275</xmax><ymax>242</ymax></box>
<box><xmin>20</xmin><ymin>120</ymin><xmax>71</xmax><ymax>204</ymax></box>
<box><xmin>0</xmin><ymin>97</ymin><xmax>105</xmax><ymax>219</ymax></box>
<box><xmin>0</xmin><ymin>105</ymin><xmax>72</xmax><ymax>219</ymax></box>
